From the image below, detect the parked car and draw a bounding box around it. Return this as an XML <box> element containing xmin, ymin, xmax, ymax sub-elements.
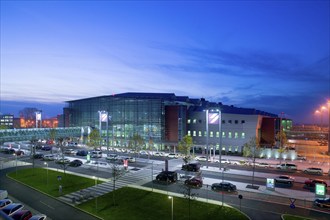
<box><xmin>64</xmin><ymin>149</ymin><xmax>77</xmax><ymax>155</ymax></box>
<box><xmin>181</xmin><ymin>162</ymin><xmax>201</xmax><ymax>172</ymax></box>
<box><xmin>42</xmin><ymin>154</ymin><xmax>56</xmax><ymax>161</ymax></box>
<box><xmin>184</xmin><ymin>177</ymin><xmax>203</xmax><ymax>188</ymax></box>
<box><xmin>155</xmin><ymin>171</ymin><xmax>178</xmax><ymax>183</ymax></box>
<box><xmin>277</xmin><ymin>163</ymin><xmax>297</xmax><ymax>170</ymax></box>
<box><xmin>313</xmin><ymin>198</ymin><xmax>330</xmax><ymax>208</ymax></box>
<box><xmin>91</xmin><ymin>150</ymin><xmax>102</xmax><ymax>158</ymax></box>
<box><xmin>29</xmin><ymin>214</ymin><xmax>47</xmax><ymax>220</ymax></box>
<box><xmin>41</xmin><ymin>146</ymin><xmax>52</xmax><ymax>151</ymax></box>
<box><xmin>274</xmin><ymin>175</ymin><xmax>295</xmax><ymax>185</ymax></box>
<box><xmin>69</xmin><ymin>159</ymin><xmax>83</xmax><ymax>167</ymax></box>
<box><xmin>106</xmin><ymin>154</ymin><xmax>118</xmax><ymax>161</ymax></box>
<box><xmin>296</xmin><ymin>155</ymin><xmax>307</xmax><ymax>160</ymax></box>
<box><xmin>55</xmin><ymin>158</ymin><xmax>71</xmax><ymax>164</ymax></box>
<box><xmin>118</xmin><ymin>156</ymin><xmax>136</xmax><ymax>163</ymax></box>
<box><xmin>211</xmin><ymin>182</ymin><xmax>237</xmax><ymax>192</ymax></box>
<box><xmin>303</xmin><ymin>167</ymin><xmax>323</xmax><ymax>175</ymax></box>
<box><xmin>153</xmin><ymin>152</ymin><xmax>165</xmax><ymax>157</ymax></box>
<box><xmin>11</xmin><ymin>209</ymin><xmax>32</xmax><ymax>220</ymax></box>
<box><xmin>0</xmin><ymin>199</ymin><xmax>13</xmax><ymax>209</ymax></box>
<box><xmin>1</xmin><ymin>203</ymin><xmax>24</xmax><ymax>216</ymax></box>
<box><xmin>304</xmin><ymin>179</ymin><xmax>328</xmax><ymax>188</ymax></box>
<box><xmin>31</xmin><ymin>153</ymin><xmax>44</xmax><ymax>159</ymax></box>
<box><xmin>167</xmin><ymin>153</ymin><xmax>179</xmax><ymax>158</ymax></box>
<box><xmin>195</xmin><ymin>156</ymin><xmax>209</xmax><ymax>162</ymax></box>
<box><xmin>76</xmin><ymin>150</ymin><xmax>88</xmax><ymax>156</ymax></box>
<box><xmin>256</xmin><ymin>162</ymin><xmax>270</xmax><ymax>168</ymax></box>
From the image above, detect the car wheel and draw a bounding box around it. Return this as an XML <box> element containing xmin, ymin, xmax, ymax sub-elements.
<box><xmin>288</xmin><ymin>181</ymin><xmax>292</xmax><ymax>185</ymax></box>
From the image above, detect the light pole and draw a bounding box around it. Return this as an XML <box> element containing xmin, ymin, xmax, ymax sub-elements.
<box><xmin>14</xmin><ymin>153</ymin><xmax>17</xmax><ymax>177</ymax></box>
<box><xmin>168</xmin><ymin>196</ymin><xmax>173</xmax><ymax>220</ymax></box>
<box><xmin>44</xmin><ymin>162</ymin><xmax>48</xmax><ymax>186</ymax></box>
<box><xmin>327</xmin><ymin>100</ymin><xmax>330</xmax><ymax>155</ymax></box>
<box><xmin>205</xmin><ymin>109</ymin><xmax>209</xmax><ymax>168</ymax></box>
<box><xmin>93</xmin><ymin>176</ymin><xmax>97</xmax><ymax>211</ymax></box>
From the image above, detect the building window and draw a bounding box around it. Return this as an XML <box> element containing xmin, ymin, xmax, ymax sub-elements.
<box><xmin>204</xmin><ymin>131</ymin><xmax>207</xmax><ymax>137</ymax></box>
<box><xmin>198</xmin><ymin>131</ymin><xmax>202</xmax><ymax>137</ymax></box>
<box><xmin>222</xmin><ymin>120</ymin><xmax>225</xmax><ymax>124</ymax></box>
<box><xmin>228</xmin><ymin>146</ymin><xmax>232</xmax><ymax>152</ymax></box>
<box><xmin>228</xmin><ymin>132</ymin><xmax>232</xmax><ymax>138</ymax></box>
<box><xmin>187</xmin><ymin>119</ymin><xmax>191</xmax><ymax>124</ymax></box>
<box><xmin>222</xmin><ymin>131</ymin><xmax>225</xmax><ymax>138</ymax></box>
<box><xmin>187</xmin><ymin>130</ymin><xmax>191</xmax><ymax>136</ymax></box>
<box><xmin>241</xmin><ymin>132</ymin><xmax>245</xmax><ymax>139</ymax></box>
<box><xmin>228</xmin><ymin>120</ymin><xmax>232</xmax><ymax>124</ymax></box>
<box><xmin>235</xmin><ymin>146</ymin><xmax>239</xmax><ymax>152</ymax></box>
<box><xmin>241</xmin><ymin>120</ymin><xmax>245</xmax><ymax>124</ymax></box>
<box><xmin>216</xmin><ymin>131</ymin><xmax>219</xmax><ymax>138</ymax></box>
<box><xmin>210</xmin><ymin>131</ymin><xmax>214</xmax><ymax>137</ymax></box>
<box><xmin>193</xmin><ymin>119</ymin><xmax>197</xmax><ymax>124</ymax></box>
<box><xmin>235</xmin><ymin>120</ymin><xmax>238</xmax><ymax>124</ymax></box>
<box><xmin>234</xmin><ymin>132</ymin><xmax>238</xmax><ymax>138</ymax></box>
<box><xmin>193</xmin><ymin>131</ymin><xmax>196</xmax><ymax>136</ymax></box>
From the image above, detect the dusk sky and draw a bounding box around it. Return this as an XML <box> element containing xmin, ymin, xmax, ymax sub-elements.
<box><xmin>1</xmin><ymin>1</ymin><xmax>329</xmax><ymax>124</ymax></box>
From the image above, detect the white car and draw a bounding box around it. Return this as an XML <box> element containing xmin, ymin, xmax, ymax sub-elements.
<box><xmin>274</xmin><ymin>175</ymin><xmax>295</xmax><ymax>185</ymax></box>
<box><xmin>256</xmin><ymin>162</ymin><xmax>270</xmax><ymax>168</ymax></box>
<box><xmin>195</xmin><ymin>156</ymin><xmax>209</xmax><ymax>161</ymax></box>
<box><xmin>168</xmin><ymin>153</ymin><xmax>179</xmax><ymax>158</ymax></box>
<box><xmin>303</xmin><ymin>167</ymin><xmax>323</xmax><ymax>175</ymax></box>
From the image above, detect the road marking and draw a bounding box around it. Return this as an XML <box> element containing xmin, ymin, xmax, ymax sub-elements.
<box><xmin>40</xmin><ymin>200</ymin><xmax>55</xmax><ymax>209</ymax></box>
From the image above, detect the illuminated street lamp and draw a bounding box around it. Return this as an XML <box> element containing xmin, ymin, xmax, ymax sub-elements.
<box><xmin>168</xmin><ymin>196</ymin><xmax>173</xmax><ymax>220</ymax></box>
<box><xmin>327</xmin><ymin>100</ymin><xmax>330</xmax><ymax>155</ymax></box>
<box><xmin>321</xmin><ymin>106</ymin><xmax>327</xmax><ymax>128</ymax></box>
<box><xmin>93</xmin><ymin>176</ymin><xmax>98</xmax><ymax>211</ymax></box>
<box><xmin>44</xmin><ymin>162</ymin><xmax>48</xmax><ymax>186</ymax></box>
<box><xmin>314</xmin><ymin>110</ymin><xmax>321</xmax><ymax>128</ymax></box>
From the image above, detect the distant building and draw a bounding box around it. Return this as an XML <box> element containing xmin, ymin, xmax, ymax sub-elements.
<box><xmin>0</xmin><ymin>114</ymin><xmax>14</xmax><ymax>129</ymax></box>
<box><xmin>64</xmin><ymin>92</ymin><xmax>284</xmax><ymax>153</ymax></box>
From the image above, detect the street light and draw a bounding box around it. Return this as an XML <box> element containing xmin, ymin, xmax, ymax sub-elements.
<box><xmin>14</xmin><ymin>153</ymin><xmax>17</xmax><ymax>177</ymax></box>
<box><xmin>44</xmin><ymin>162</ymin><xmax>48</xmax><ymax>186</ymax></box>
<box><xmin>93</xmin><ymin>176</ymin><xmax>97</xmax><ymax>211</ymax></box>
<box><xmin>168</xmin><ymin>196</ymin><xmax>173</xmax><ymax>220</ymax></box>
<box><xmin>205</xmin><ymin>109</ymin><xmax>209</xmax><ymax>168</ymax></box>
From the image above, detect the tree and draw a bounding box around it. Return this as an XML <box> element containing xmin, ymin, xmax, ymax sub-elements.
<box><xmin>19</xmin><ymin>107</ymin><xmax>39</xmax><ymax>119</ymax></box>
<box><xmin>129</xmin><ymin>133</ymin><xmax>144</xmax><ymax>157</ymax></box>
<box><xmin>87</xmin><ymin>129</ymin><xmax>101</xmax><ymax>150</ymax></box>
<box><xmin>276</xmin><ymin>130</ymin><xmax>288</xmax><ymax>163</ymax></box>
<box><xmin>56</xmin><ymin>137</ymin><xmax>70</xmax><ymax>174</ymax></box>
<box><xmin>110</xmin><ymin>162</ymin><xmax>126</xmax><ymax>206</ymax></box>
<box><xmin>243</xmin><ymin>136</ymin><xmax>260</xmax><ymax>188</ymax></box>
<box><xmin>49</xmin><ymin>129</ymin><xmax>57</xmax><ymax>143</ymax></box>
<box><xmin>30</xmin><ymin>137</ymin><xmax>38</xmax><ymax>171</ymax></box>
<box><xmin>178</xmin><ymin>135</ymin><xmax>193</xmax><ymax>164</ymax></box>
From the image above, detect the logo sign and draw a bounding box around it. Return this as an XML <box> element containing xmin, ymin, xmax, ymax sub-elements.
<box><xmin>123</xmin><ymin>159</ymin><xmax>128</xmax><ymax>167</ymax></box>
<box><xmin>208</xmin><ymin>113</ymin><xmax>220</xmax><ymax>124</ymax></box>
<box><xmin>36</xmin><ymin>112</ymin><xmax>41</xmax><ymax>120</ymax></box>
<box><xmin>266</xmin><ymin>178</ymin><xmax>275</xmax><ymax>190</ymax></box>
<box><xmin>315</xmin><ymin>184</ymin><xmax>326</xmax><ymax>197</ymax></box>
<box><xmin>100</xmin><ymin>112</ymin><xmax>108</xmax><ymax>122</ymax></box>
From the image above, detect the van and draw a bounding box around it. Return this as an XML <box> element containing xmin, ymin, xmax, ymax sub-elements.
<box><xmin>156</xmin><ymin>171</ymin><xmax>178</xmax><ymax>183</ymax></box>
<box><xmin>91</xmin><ymin>150</ymin><xmax>102</xmax><ymax>158</ymax></box>
<box><xmin>277</xmin><ymin>163</ymin><xmax>297</xmax><ymax>170</ymax></box>
<box><xmin>182</xmin><ymin>163</ymin><xmax>201</xmax><ymax>172</ymax></box>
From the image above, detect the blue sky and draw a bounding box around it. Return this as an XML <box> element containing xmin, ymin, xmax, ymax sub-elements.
<box><xmin>1</xmin><ymin>1</ymin><xmax>329</xmax><ymax>123</ymax></box>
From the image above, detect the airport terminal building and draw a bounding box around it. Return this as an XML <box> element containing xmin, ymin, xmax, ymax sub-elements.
<box><xmin>63</xmin><ymin>92</ymin><xmax>285</xmax><ymax>154</ymax></box>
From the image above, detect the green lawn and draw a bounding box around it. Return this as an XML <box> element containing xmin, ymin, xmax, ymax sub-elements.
<box><xmin>7</xmin><ymin>167</ymin><xmax>101</xmax><ymax>197</ymax></box>
<box><xmin>8</xmin><ymin>168</ymin><xmax>248</xmax><ymax>220</ymax></box>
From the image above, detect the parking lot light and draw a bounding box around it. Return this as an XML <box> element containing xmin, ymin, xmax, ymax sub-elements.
<box><xmin>168</xmin><ymin>196</ymin><xmax>173</xmax><ymax>220</ymax></box>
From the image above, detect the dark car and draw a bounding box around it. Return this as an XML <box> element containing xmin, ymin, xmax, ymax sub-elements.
<box><xmin>211</xmin><ymin>182</ymin><xmax>237</xmax><ymax>192</ymax></box>
<box><xmin>184</xmin><ymin>177</ymin><xmax>203</xmax><ymax>188</ymax></box>
<box><xmin>41</xmin><ymin>146</ymin><xmax>52</xmax><ymax>151</ymax></box>
<box><xmin>31</xmin><ymin>153</ymin><xmax>44</xmax><ymax>159</ymax></box>
<box><xmin>76</xmin><ymin>150</ymin><xmax>88</xmax><ymax>156</ymax></box>
<box><xmin>182</xmin><ymin>162</ymin><xmax>201</xmax><ymax>172</ymax></box>
<box><xmin>304</xmin><ymin>179</ymin><xmax>328</xmax><ymax>188</ymax></box>
<box><xmin>1</xmin><ymin>148</ymin><xmax>15</xmax><ymax>154</ymax></box>
<box><xmin>69</xmin><ymin>159</ymin><xmax>83</xmax><ymax>167</ymax></box>
<box><xmin>1</xmin><ymin>203</ymin><xmax>24</xmax><ymax>216</ymax></box>
<box><xmin>314</xmin><ymin>198</ymin><xmax>330</xmax><ymax>208</ymax></box>
<box><xmin>0</xmin><ymin>199</ymin><xmax>13</xmax><ymax>209</ymax></box>
<box><xmin>11</xmin><ymin>210</ymin><xmax>32</xmax><ymax>220</ymax></box>
<box><xmin>155</xmin><ymin>171</ymin><xmax>178</xmax><ymax>183</ymax></box>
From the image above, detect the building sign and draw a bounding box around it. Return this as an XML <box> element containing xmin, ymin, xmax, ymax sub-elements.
<box><xmin>36</xmin><ymin>112</ymin><xmax>42</xmax><ymax>121</ymax></box>
<box><xmin>208</xmin><ymin>113</ymin><xmax>220</xmax><ymax>124</ymax></box>
<box><xmin>266</xmin><ymin>178</ymin><xmax>275</xmax><ymax>191</ymax></box>
<box><xmin>100</xmin><ymin>112</ymin><xmax>108</xmax><ymax>122</ymax></box>
<box><xmin>315</xmin><ymin>184</ymin><xmax>326</xmax><ymax>197</ymax></box>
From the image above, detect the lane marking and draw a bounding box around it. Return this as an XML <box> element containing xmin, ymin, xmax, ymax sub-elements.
<box><xmin>40</xmin><ymin>200</ymin><xmax>55</xmax><ymax>210</ymax></box>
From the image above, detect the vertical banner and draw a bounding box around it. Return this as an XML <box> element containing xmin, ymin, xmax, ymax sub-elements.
<box><xmin>100</xmin><ymin>112</ymin><xmax>108</xmax><ymax>122</ymax></box>
<box><xmin>208</xmin><ymin>113</ymin><xmax>219</xmax><ymax>124</ymax></box>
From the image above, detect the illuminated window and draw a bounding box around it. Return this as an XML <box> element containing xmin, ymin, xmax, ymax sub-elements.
<box><xmin>241</xmin><ymin>132</ymin><xmax>245</xmax><ymax>139</ymax></box>
<box><xmin>235</xmin><ymin>132</ymin><xmax>238</xmax><ymax>138</ymax></box>
<box><xmin>193</xmin><ymin>119</ymin><xmax>197</xmax><ymax>124</ymax></box>
<box><xmin>210</xmin><ymin>131</ymin><xmax>214</xmax><ymax>137</ymax></box>
<box><xmin>204</xmin><ymin>131</ymin><xmax>207</xmax><ymax>137</ymax></box>
<box><xmin>187</xmin><ymin>119</ymin><xmax>191</xmax><ymax>124</ymax></box>
<box><xmin>187</xmin><ymin>130</ymin><xmax>191</xmax><ymax>136</ymax></box>
<box><xmin>193</xmin><ymin>131</ymin><xmax>196</xmax><ymax>136</ymax></box>
<box><xmin>216</xmin><ymin>131</ymin><xmax>219</xmax><ymax>137</ymax></box>
<box><xmin>228</xmin><ymin>132</ymin><xmax>232</xmax><ymax>138</ymax></box>
<box><xmin>198</xmin><ymin>131</ymin><xmax>202</xmax><ymax>137</ymax></box>
<box><xmin>222</xmin><ymin>132</ymin><xmax>225</xmax><ymax>138</ymax></box>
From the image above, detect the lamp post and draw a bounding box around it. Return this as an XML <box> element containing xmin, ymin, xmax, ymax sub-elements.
<box><xmin>205</xmin><ymin>109</ymin><xmax>209</xmax><ymax>168</ymax></box>
<box><xmin>327</xmin><ymin>100</ymin><xmax>330</xmax><ymax>155</ymax></box>
<box><xmin>44</xmin><ymin>162</ymin><xmax>48</xmax><ymax>186</ymax></box>
<box><xmin>168</xmin><ymin>196</ymin><xmax>173</xmax><ymax>220</ymax></box>
<box><xmin>93</xmin><ymin>176</ymin><xmax>98</xmax><ymax>211</ymax></box>
<box><xmin>14</xmin><ymin>153</ymin><xmax>17</xmax><ymax>177</ymax></box>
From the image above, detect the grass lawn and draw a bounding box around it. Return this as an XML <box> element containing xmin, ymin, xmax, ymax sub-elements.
<box><xmin>78</xmin><ymin>187</ymin><xmax>248</xmax><ymax>220</ymax></box>
<box><xmin>7</xmin><ymin>167</ymin><xmax>101</xmax><ymax>197</ymax></box>
<box><xmin>8</xmin><ymin>168</ymin><xmax>248</xmax><ymax>219</ymax></box>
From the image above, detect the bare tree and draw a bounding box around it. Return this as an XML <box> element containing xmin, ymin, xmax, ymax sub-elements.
<box><xmin>243</xmin><ymin>136</ymin><xmax>260</xmax><ymax>188</ymax></box>
<box><xmin>110</xmin><ymin>162</ymin><xmax>126</xmax><ymax>206</ymax></box>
